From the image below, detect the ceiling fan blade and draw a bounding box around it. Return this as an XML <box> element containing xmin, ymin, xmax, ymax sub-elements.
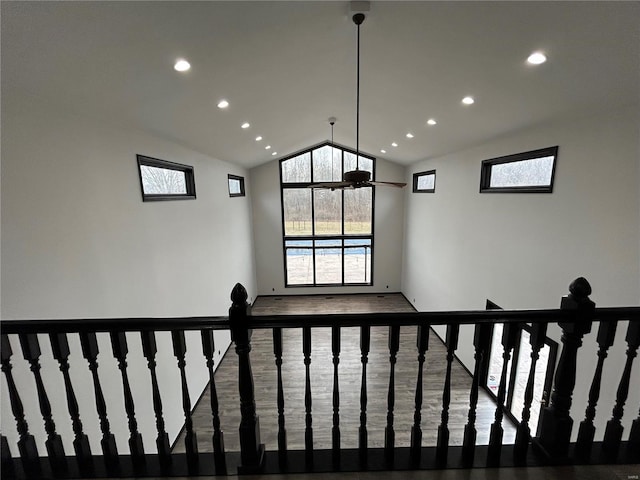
<box><xmin>308</xmin><ymin>181</ymin><xmax>353</xmax><ymax>189</ymax></box>
<box><xmin>369</xmin><ymin>181</ymin><xmax>407</xmax><ymax>188</ymax></box>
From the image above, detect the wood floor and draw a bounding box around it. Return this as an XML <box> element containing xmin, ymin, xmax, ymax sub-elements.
<box><xmin>173</xmin><ymin>294</ymin><xmax>516</xmax><ymax>453</ymax></box>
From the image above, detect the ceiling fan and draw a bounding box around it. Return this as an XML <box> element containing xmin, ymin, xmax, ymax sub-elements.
<box><xmin>310</xmin><ymin>12</ymin><xmax>406</xmax><ymax>191</ymax></box>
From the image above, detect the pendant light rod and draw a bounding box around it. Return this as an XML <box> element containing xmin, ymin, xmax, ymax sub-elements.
<box><xmin>353</xmin><ymin>13</ymin><xmax>365</xmax><ymax>170</ymax></box>
<box><xmin>329</xmin><ymin>117</ymin><xmax>336</xmax><ymax>181</ymax></box>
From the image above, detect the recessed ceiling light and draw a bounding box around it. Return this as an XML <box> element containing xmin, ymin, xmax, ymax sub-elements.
<box><xmin>391</xmin><ymin>142</ymin><xmax>398</xmax><ymax>147</ymax></box>
<box><xmin>462</xmin><ymin>96</ymin><xmax>475</xmax><ymax>105</ymax></box>
<box><xmin>427</xmin><ymin>118</ymin><xmax>437</xmax><ymax>126</ymax></box>
<box><xmin>255</xmin><ymin>136</ymin><xmax>263</xmax><ymax>141</ymax></box>
<box><xmin>265</xmin><ymin>145</ymin><xmax>271</xmax><ymax>150</ymax></box>
<box><xmin>406</xmin><ymin>133</ymin><xmax>414</xmax><ymax>139</ymax></box>
<box><xmin>380</xmin><ymin>149</ymin><xmax>386</xmax><ymax>154</ymax></box>
<box><xmin>272</xmin><ymin>152</ymin><xmax>277</xmax><ymax>156</ymax></box>
<box><xmin>241</xmin><ymin>122</ymin><xmax>250</xmax><ymax>129</ymax></box>
<box><xmin>174</xmin><ymin>59</ymin><xmax>191</xmax><ymax>72</ymax></box>
<box><xmin>527</xmin><ymin>51</ymin><xmax>547</xmax><ymax>65</ymax></box>
<box><xmin>217</xmin><ymin>99</ymin><xmax>229</xmax><ymax>109</ymax></box>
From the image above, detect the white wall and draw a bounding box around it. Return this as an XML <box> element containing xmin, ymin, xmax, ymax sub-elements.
<box><xmin>402</xmin><ymin>104</ymin><xmax>640</xmax><ymax>441</ymax></box>
<box><xmin>250</xmin><ymin>156</ymin><xmax>405</xmax><ymax>295</ymax></box>
<box><xmin>1</xmin><ymin>96</ymin><xmax>257</xmax><ymax>455</ymax></box>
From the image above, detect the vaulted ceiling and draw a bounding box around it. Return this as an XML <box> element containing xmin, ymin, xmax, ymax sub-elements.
<box><xmin>3</xmin><ymin>1</ymin><xmax>638</xmax><ymax>168</ymax></box>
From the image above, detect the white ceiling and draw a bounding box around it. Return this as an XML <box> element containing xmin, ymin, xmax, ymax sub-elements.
<box><xmin>2</xmin><ymin>1</ymin><xmax>639</xmax><ymax>168</ymax></box>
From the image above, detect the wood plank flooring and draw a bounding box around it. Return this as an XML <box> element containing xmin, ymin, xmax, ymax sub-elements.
<box><xmin>173</xmin><ymin>294</ymin><xmax>516</xmax><ymax>453</ymax></box>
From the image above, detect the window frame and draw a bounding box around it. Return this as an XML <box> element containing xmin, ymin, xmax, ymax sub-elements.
<box><xmin>228</xmin><ymin>174</ymin><xmax>246</xmax><ymax>197</ymax></box>
<box><xmin>412</xmin><ymin>169</ymin><xmax>436</xmax><ymax>193</ymax></box>
<box><xmin>479</xmin><ymin>146</ymin><xmax>558</xmax><ymax>193</ymax></box>
<box><xmin>279</xmin><ymin>141</ymin><xmax>376</xmax><ymax>288</ymax></box>
<box><xmin>137</xmin><ymin>154</ymin><xmax>196</xmax><ymax>202</ymax></box>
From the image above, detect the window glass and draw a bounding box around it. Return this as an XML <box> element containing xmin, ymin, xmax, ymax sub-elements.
<box><xmin>141</xmin><ymin>166</ymin><xmax>187</xmax><ymax>194</ymax></box>
<box><xmin>313</xmin><ymin>189</ymin><xmax>342</xmax><ymax>235</ymax></box>
<box><xmin>489</xmin><ymin>156</ymin><xmax>554</xmax><ymax>188</ymax></box>
<box><xmin>282</xmin><ymin>153</ymin><xmax>311</xmax><ymax>183</ymax></box>
<box><xmin>344</xmin><ymin>239</ymin><xmax>372</xmax><ymax>284</ymax></box>
<box><xmin>344</xmin><ymin>188</ymin><xmax>372</xmax><ymax>234</ymax></box>
<box><xmin>315</xmin><ymin>248</ymin><xmax>342</xmax><ymax>284</ymax></box>
<box><xmin>344</xmin><ymin>151</ymin><xmax>373</xmax><ymax>174</ymax></box>
<box><xmin>312</xmin><ymin>146</ymin><xmax>342</xmax><ymax>183</ymax></box>
<box><xmin>283</xmin><ymin>189</ymin><xmax>312</xmax><ymax>235</ymax></box>
<box><xmin>285</xmin><ymin>241</ymin><xmax>313</xmax><ymax>285</ymax></box>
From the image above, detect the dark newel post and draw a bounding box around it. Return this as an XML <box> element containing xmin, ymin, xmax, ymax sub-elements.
<box><xmin>535</xmin><ymin>277</ymin><xmax>594</xmax><ymax>460</ymax></box>
<box><xmin>171</xmin><ymin>329</ymin><xmax>198</xmax><ymax>467</ymax></box>
<box><xmin>410</xmin><ymin>324</ymin><xmax>430</xmax><ymax>464</ymax></box>
<box><xmin>19</xmin><ymin>333</ymin><xmax>67</xmax><ymax>472</ymax></box>
<box><xmin>202</xmin><ymin>329</ymin><xmax>227</xmax><ymax>473</ymax></box>
<box><xmin>462</xmin><ymin>322</ymin><xmax>492</xmax><ymax>466</ymax></box>
<box><xmin>359</xmin><ymin>325</ymin><xmax>371</xmax><ymax>464</ymax></box>
<box><xmin>272</xmin><ymin>327</ymin><xmax>287</xmax><ymax>467</ymax></box>
<box><xmin>436</xmin><ymin>323</ymin><xmax>459</xmax><ymax>466</ymax></box>
<box><xmin>514</xmin><ymin>322</ymin><xmax>547</xmax><ymax>462</ymax></box>
<box><xmin>487</xmin><ymin>321</ymin><xmax>520</xmax><ymax>466</ymax></box>
<box><xmin>229</xmin><ymin>283</ymin><xmax>265</xmax><ymax>473</ymax></box>
<box><xmin>140</xmin><ymin>331</ymin><xmax>171</xmax><ymax>464</ymax></box>
<box><xmin>1</xmin><ymin>334</ymin><xmax>40</xmax><ymax>472</ymax></box>
<box><xmin>575</xmin><ymin>320</ymin><xmax>617</xmax><ymax>458</ymax></box>
<box><xmin>602</xmin><ymin>320</ymin><xmax>640</xmax><ymax>458</ymax></box>
<box><xmin>110</xmin><ymin>332</ymin><xmax>145</xmax><ymax>463</ymax></box>
<box><xmin>331</xmin><ymin>326</ymin><xmax>341</xmax><ymax>465</ymax></box>
<box><xmin>384</xmin><ymin>325</ymin><xmax>400</xmax><ymax>464</ymax></box>
<box><xmin>49</xmin><ymin>333</ymin><xmax>93</xmax><ymax>468</ymax></box>
<box><xmin>80</xmin><ymin>332</ymin><xmax>119</xmax><ymax>467</ymax></box>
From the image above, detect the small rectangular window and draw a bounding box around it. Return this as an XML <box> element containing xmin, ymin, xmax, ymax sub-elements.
<box><xmin>480</xmin><ymin>146</ymin><xmax>558</xmax><ymax>193</ymax></box>
<box><xmin>413</xmin><ymin>170</ymin><xmax>436</xmax><ymax>193</ymax></box>
<box><xmin>137</xmin><ymin>155</ymin><xmax>195</xmax><ymax>201</ymax></box>
<box><xmin>228</xmin><ymin>174</ymin><xmax>245</xmax><ymax>197</ymax></box>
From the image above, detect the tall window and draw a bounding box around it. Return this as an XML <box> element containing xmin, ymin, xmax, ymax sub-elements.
<box><xmin>280</xmin><ymin>142</ymin><xmax>375</xmax><ymax>286</ymax></box>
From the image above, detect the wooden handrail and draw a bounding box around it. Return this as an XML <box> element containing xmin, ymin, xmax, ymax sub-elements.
<box><xmin>2</xmin><ymin>307</ymin><xmax>639</xmax><ymax>335</ymax></box>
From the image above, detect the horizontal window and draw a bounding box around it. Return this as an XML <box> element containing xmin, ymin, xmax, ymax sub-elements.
<box><xmin>480</xmin><ymin>146</ymin><xmax>558</xmax><ymax>193</ymax></box>
<box><xmin>285</xmin><ymin>237</ymin><xmax>372</xmax><ymax>286</ymax></box>
<box><xmin>137</xmin><ymin>155</ymin><xmax>196</xmax><ymax>201</ymax></box>
<box><xmin>413</xmin><ymin>170</ymin><xmax>436</xmax><ymax>193</ymax></box>
<box><xmin>228</xmin><ymin>174</ymin><xmax>245</xmax><ymax>197</ymax></box>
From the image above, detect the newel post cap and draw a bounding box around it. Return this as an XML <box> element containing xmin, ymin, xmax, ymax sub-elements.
<box><xmin>231</xmin><ymin>283</ymin><xmax>248</xmax><ymax>307</ymax></box>
<box><xmin>560</xmin><ymin>277</ymin><xmax>594</xmax><ymax>334</ymax></box>
<box><xmin>229</xmin><ymin>283</ymin><xmax>251</xmax><ymax>344</ymax></box>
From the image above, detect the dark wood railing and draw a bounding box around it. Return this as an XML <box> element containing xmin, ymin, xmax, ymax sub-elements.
<box><xmin>1</xmin><ymin>278</ymin><xmax>639</xmax><ymax>478</ymax></box>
